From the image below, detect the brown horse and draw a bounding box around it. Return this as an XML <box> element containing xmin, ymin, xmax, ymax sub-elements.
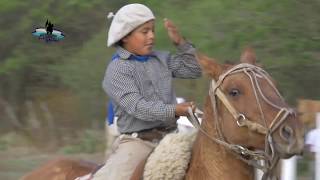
<box><xmin>22</xmin><ymin>48</ymin><xmax>304</xmax><ymax>180</ymax></box>
<box><xmin>184</xmin><ymin>48</ymin><xmax>304</xmax><ymax>180</ymax></box>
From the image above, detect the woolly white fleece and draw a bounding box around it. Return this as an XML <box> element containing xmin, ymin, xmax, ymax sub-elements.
<box><xmin>143</xmin><ymin>131</ymin><xmax>197</xmax><ymax>180</ymax></box>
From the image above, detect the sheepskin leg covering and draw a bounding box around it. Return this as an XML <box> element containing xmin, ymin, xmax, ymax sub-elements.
<box><xmin>143</xmin><ymin>131</ymin><xmax>197</xmax><ymax>180</ymax></box>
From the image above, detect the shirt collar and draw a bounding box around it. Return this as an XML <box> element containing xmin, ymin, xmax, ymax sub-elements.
<box><xmin>116</xmin><ymin>46</ymin><xmax>132</xmax><ymax>60</ymax></box>
<box><xmin>116</xmin><ymin>46</ymin><xmax>156</xmax><ymax>61</ymax></box>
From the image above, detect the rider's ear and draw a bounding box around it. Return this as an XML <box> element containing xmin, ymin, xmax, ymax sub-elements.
<box><xmin>240</xmin><ymin>47</ymin><xmax>257</xmax><ymax>65</ymax></box>
<box><xmin>195</xmin><ymin>52</ymin><xmax>223</xmax><ymax>80</ymax></box>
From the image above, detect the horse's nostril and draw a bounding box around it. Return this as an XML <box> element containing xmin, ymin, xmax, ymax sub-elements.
<box><xmin>280</xmin><ymin>125</ymin><xmax>293</xmax><ymax>141</ymax></box>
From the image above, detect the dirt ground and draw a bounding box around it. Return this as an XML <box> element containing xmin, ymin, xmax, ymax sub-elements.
<box><xmin>0</xmin><ymin>147</ymin><xmax>105</xmax><ymax>180</ymax></box>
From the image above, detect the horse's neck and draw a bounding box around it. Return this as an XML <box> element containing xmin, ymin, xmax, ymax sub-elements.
<box><xmin>186</xmin><ymin>132</ymin><xmax>254</xmax><ymax>180</ymax></box>
<box><xmin>185</xmin><ymin>98</ymin><xmax>254</xmax><ymax>180</ymax></box>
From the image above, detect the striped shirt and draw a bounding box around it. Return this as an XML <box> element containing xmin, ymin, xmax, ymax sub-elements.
<box><xmin>103</xmin><ymin>42</ymin><xmax>202</xmax><ymax>133</ymax></box>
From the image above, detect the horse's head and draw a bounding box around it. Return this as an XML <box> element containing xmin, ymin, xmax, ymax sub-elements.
<box><xmin>197</xmin><ymin>48</ymin><xmax>304</xmax><ymax>160</ymax></box>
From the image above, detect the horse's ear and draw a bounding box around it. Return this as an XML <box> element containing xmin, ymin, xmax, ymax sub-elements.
<box><xmin>240</xmin><ymin>47</ymin><xmax>257</xmax><ymax>65</ymax></box>
<box><xmin>196</xmin><ymin>52</ymin><xmax>223</xmax><ymax>79</ymax></box>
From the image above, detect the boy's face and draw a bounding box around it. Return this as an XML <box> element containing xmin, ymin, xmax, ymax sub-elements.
<box><xmin>122</xmin><ymin>20</ymin><xmax>155</xmax><ymax>55</ymax></box>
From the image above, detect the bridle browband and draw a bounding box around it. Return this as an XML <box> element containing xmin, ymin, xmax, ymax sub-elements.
<box><xmin>187</xmin><ymin>63</ymin><xmax>295</xmax><ymax>180</ymax></box>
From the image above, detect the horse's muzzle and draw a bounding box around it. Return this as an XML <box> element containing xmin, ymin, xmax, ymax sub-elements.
<box><xmin>273</xmin><ymin>118</ymin><xmax>304</xmax><ymax>158</ymax></box>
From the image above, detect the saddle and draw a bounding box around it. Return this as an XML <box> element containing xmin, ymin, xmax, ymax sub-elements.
<box><xmin>77</xmin><ymin>131</ymin><xmax>196</xmax><ymax>180</ymax></box>
<box><xmin>130</xmin><ymin>131</ymin><xmax>197</xmax><ymax>180</ymax></box>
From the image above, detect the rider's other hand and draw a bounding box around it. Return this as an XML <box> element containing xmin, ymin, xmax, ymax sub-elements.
<box><xmin>175</xmin><ymin>102</ymin><xmax>195</xmax><ymax>116</ymax></box>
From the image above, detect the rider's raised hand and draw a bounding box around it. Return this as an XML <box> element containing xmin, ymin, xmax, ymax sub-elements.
<box><xmin>164</xmin><ymin>18</ymin><xmax>186</xmax><ymax>45</ymax></box>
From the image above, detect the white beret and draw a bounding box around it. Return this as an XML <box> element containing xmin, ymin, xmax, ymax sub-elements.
<box><xmin>107</xmin><ymin>4</ymin><xmax>155</xmax><ymax>47</ymax></box>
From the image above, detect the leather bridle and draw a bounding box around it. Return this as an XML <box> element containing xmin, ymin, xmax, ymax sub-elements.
<box><xmin>187</xmin><ymin>63</ymin><xmax>295</xmax><ymax>180</ymax></box>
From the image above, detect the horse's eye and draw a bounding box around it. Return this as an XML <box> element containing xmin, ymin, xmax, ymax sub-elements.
<box><xmin>229</xmin><ymin>89</ymin><xmax>240</xmax><ymax>97</ymax></box>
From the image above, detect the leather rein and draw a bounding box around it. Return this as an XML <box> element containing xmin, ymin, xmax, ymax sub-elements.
<box><xmin>187</xmin><ymin>63</ymin><xmax>295</xmax><ymax>180</ymax></box>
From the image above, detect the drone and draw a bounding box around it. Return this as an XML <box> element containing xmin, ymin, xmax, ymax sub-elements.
<box><xmin>32</xmin><ymin>20</ymin><xmax>65</xmax><ymax>42</ymax></box>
